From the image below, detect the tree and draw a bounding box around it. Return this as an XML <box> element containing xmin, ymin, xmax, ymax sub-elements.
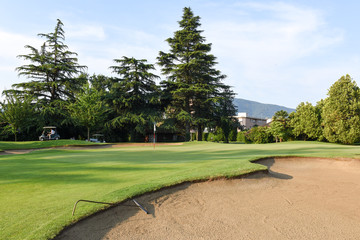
<box><xmin>157</xmin><ymin>7</ymin><xmax>232</xmax><ymax>141</ymax></box>
<box><xmin>290</xmin><ymin>102</ymin><xmax>322</xmax><ymax>140</ymax></box>
<box><xmin>10</xmin><ymin>19</ymin><xmax>86</xmax><ymax>102</ymax></box>
<box><xmin>4</xmin><ymin>19</ymin><xmax>87</xmax><ymax>131</ymax></box>
<box><xmin>89</xmin><ymin>74</ymin><xmax>112</xmax><ymax>94</ymax></box>
<box><xmin>67</xmin><ymin>83</ymin><xmax>109</xmax><ymax>141</ymax></box>
<box><xmin>0</xmin><ymin>93</ymin><xmax>37</xmax><ymax>141</ymax></box>
<box><xmin>109</xmin><ymin>57</ymin><xmax>160</xmax><ymax>141</ymax></box>
<box><xmin>270</xmin><ymin>110</ymin><xmax>290</xmax><ymax>142</ymax></box>
<box><xmin>245</xmin><ymin>126</ymin><xmax>273</xmax><ymax>144</ymax></box>
<box><xmin>214</xmin><ymin>86</ymin><xmax>237</xmax><ymax>143</ymax></box>
<box><xmin>322</xmin><ymin>74</ymin><xmax>360</xmax><ymax>144</ymax></box>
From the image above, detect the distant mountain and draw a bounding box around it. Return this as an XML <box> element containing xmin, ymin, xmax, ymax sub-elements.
<box><xmin>233</xmin><ymin>98</ymin><xmax>295</xmax><ymax>119</ymax></box>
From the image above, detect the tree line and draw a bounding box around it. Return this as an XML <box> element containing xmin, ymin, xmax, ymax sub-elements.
<box><xmin>222</xmin><ymin>74</ymin><xmax>360</xmax><ymax>145</ymax></box>
<box><xmin>0</xmin><ymin>8</ymin><xmax>237</xmax><ymax>142</ymax></box>
<box><xmin>1</xmin><ymin>7</ymin><xmax>359</xmax><ymax>145</ymax></box>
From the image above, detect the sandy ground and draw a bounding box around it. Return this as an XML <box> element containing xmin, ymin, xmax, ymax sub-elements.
<box><xmin>54</xmin><ymin>157</ymin><xmax>360</xmax><ymax>240</ymax></box>
<box><xmin>0</xmin><ymin>149</ymin><xmax>33</xmax><ymax>155</ymax></box>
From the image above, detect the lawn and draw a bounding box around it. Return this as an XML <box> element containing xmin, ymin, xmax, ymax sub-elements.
<box><xmin>0</xmin><ymin>140</ymin><xmax>102</xmax><ymax>151</ymax></box>
<box><xmin>0</xmin><ymin>141</ymin><xmax>359</xmax><ymax>240</ymax></box>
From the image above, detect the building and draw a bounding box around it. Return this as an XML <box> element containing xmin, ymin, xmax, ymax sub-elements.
<box><xmin>234</xmin><ymin>112</ymin><xmax>268</xmax><ymax>130</ymax></box>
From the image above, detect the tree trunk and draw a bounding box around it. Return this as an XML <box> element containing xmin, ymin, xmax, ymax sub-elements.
<box><xmin>87</xmin><ymin>127</ymin><xmax>90</xmax><ymax>141</ymax></box>
<box><xmin>185</xmin><ymin>96</ymin><xmax>191</xmax><ymax>142</ymax></box>
<box><xmin>185</xmin><ymin>123</ymin><xmax>191</xmax><ymax>141</ymax></box>
<box><xmin>197</xmin><ymin>125</ymin><xmax>203</xmax><ymax>141</ymax></box>
<box><xmin>14</xmin><ymin>132</ymin><xmax>17</xmax><ymax>142</ymax></box>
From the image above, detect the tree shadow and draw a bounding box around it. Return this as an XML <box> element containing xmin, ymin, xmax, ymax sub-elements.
<box><xmin>251</xmin><ymin>158</ymin><xmax>293</xmax><ymax>180</ymax></box>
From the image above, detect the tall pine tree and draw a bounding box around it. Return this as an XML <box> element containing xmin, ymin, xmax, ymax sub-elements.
<box><xmin>157</xmin><ymin>7</ymin><xmax>233</xmax><ymax>141</ymax></box>
<box><xmin>11</xmin><ymin>19</ymin><xmax>86</xmax><ymax>102</ymax></box>
<box><xmin>109</xmin><ymin>56</ymin><xmax>160</xmax><ymax>141</ymax></box>
<box><xmin>6</xmin><ymin>19</ymin><xmax>87</xmax><ymax>129</ymax></box>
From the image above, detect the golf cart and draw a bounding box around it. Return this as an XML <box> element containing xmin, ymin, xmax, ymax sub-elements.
<box><xmin>89</xmin><ymin>134</ymin><xmax>105</xmax><ymax>143</ymax></box>
<box><xmin>39</xmin><ymin>126</ymin><xmax>60</xmax><ymax>141</ymax></box>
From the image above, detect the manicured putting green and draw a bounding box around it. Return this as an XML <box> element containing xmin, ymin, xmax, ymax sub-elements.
<box><xmin>0</xmin><ymin>141</ymin><xmax>359</xmax><ymax>240</ymax></box>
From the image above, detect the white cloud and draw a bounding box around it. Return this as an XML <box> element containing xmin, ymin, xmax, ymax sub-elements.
<box><xmin>206</xmin><ymin>2</ymin><xmax>343</xmax><ymax>65</ymax></box>
<box><xmin>69</xmin><ymin>26</ymin><xmax>166</xmax><ymax>77</ymax></box>
<box><xmin>201</xmin><ymin>2</ymin><xmax>345</xmax><ymax>107</ymax></box>
<box><xmin>66</xmin><ymin>24</ymin><xmax>106</xmax><ymax>41</ymax></box>
<box><xmin>0</xmin><ymin>30</ymin><xmax>43</xmax><ymax>96</ymax></box>
<box><xmin>0</xmin><ymin>29</ymin><xmax>42</xmax><ymax>58</ymax></box>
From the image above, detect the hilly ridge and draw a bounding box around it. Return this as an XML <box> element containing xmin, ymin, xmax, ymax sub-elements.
<box><xmin>233</xmin><ymin>98</ymin><xmax>295</xmax><ymax>119</ymax></box>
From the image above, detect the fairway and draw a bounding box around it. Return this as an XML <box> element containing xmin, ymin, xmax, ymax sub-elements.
<box><xmin>1</xmin><ymin>141</ymin><xmax>360</xmax><ymax>240</ymax></box>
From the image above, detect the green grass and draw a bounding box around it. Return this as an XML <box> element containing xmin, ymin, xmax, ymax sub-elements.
<box><xmin>0</xmin><ymin>141</ymin><xmax>359</xmax><ymax>240</ymax></box>
<box><xmin>0</xmin><ymin>140</ymin><xmax>103</xmax><ymax>151</ymax></box>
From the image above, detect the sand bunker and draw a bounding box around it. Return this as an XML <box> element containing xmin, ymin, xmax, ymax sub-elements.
<box><xmin>55</xmin><ymin>157</ymin><xmax>360</xmax><ymax>240</ymax></box>
<box><xmin>0</xmin><ymin>149</ymin><xmax>34</xmax><ymax>155</ymax></box>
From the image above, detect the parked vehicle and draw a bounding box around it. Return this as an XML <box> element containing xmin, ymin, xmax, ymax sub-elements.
<box><xmin>89</xmin><ymin>134</ymin><xmax>105</xmax><ymax>143</ymax></box>
<box><xmin>39</xmin><ymin>126</ymin><xmax>60</xmax><ymax>141</ymax></box>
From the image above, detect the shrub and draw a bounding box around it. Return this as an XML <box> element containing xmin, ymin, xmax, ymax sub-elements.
<box><xmin>236</xmin><ymin>131</ymin><xmax>246</xmax><ymax>143</ymax></box>
<box><xmin>245</xmin><ymin>126</ymin><xmax>273</xmax><ymax>144</ymax></box>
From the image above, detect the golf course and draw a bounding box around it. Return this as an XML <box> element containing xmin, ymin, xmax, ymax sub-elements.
<box><xmin>1</xmin><ymin>140</ymin><xmax>360</xmax><ymax>240</ymax></box>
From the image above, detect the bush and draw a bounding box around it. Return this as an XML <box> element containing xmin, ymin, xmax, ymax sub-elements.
<box><xmin>228</xmin><ymin>129</ymin><xmax>238</xmax><ymax>142</ymax></box>
<box><xmin>207</xmin><ymin>132</ymin><xmax>216</xmax><ymax>142</ymax></box>
<box><xmin>236</xmin><ymin>131</ymin><xmax>247</xmax><ymax>143</ymax></box>
<box><xmin>245</xmin><ymin>126</ymin><xmax>273</xmax><ymax>144</ymax></box>
<box><xmin>202</xmin><ymin>132</ymin><xmax>209</xmax><ymax>141</ymax></box>
<box><xmin>206</xmin><ymin>128</ymin><xmax>225</xmax><ymax>142</ymax></box>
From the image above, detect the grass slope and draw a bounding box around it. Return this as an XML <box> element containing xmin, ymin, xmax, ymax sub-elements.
<box><xmin>0</xmin><ymin>141</ymin><xmax>359</xmax><ymax>240</ymax></box>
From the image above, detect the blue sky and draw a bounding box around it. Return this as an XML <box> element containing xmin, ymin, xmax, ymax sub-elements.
<box><xmin>1</xmin><ymin>0</ymin><xmax>359</xmax><ymax>108</ymax></box>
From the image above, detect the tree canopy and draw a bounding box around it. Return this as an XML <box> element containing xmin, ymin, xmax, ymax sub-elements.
<box><xmin>157</xmin><ymin>7</ymin><xmax>233</xmax><ymax>141</ymax></box>
<box><xmin>109</xmin><ymin>57</ymin><xmax>161</xmax><ymax>141</ymax></box>
<box><xmin>3</xmin><ymin>14</ymin><xmax>360</xmax><ymax>145</ymax></box>
<box><xmin>11</xmin><ymin>19</ymin><xmax>86</xmax><ymax>102</ymax></box>
<box><xmin>322</xmin><ymin>74</ymin><xmax>360</xmax><ymax>144</ymax></box>
<box><xmin>0</xmin><ymin>93</ymin><xmax>37</xmax><ymax>141</ymax></box>
<box><xmin>290</xmin><ymin>102</ymin><xmax>322</xmax><ymax>140</ymax></box>
<box><xmin>67</xmin><ymin>83</ymin><xmax>109</xmax><ymax>141</ymax></box>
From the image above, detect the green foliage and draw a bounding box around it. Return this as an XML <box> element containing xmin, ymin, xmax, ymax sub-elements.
<box><xmin>290</xmin><ymin>102</ymin><xmax>323</xmax><ymax>140</ymax></box>
<box><xmin>322</xmin><ymin>74</ymin><xmax>360</xmax><ymax>144</ymax></box>
<box><xmin>202</xmin><ymin>132</ymin><xmax>209</xmax><ymax>141</ymax></box>
<box><xmin>236</xmin><ymin>131</ymin><xmax>247</xmax><ymax>143</ymax></box>
<box><xmin>206</xmin><ymin>129</ymin><xmax>225</xmax><ymax>142</ymax></box>
<box><xmin>109</xmin><ymin>57</ymin><xmax>161</xmax><ymax>141</ymax></box>
<box><xmin>228</xmin><ymin>128</ymin><xmax>238</xmax><ymax>142</ymax></box>
<box><xmin>269</xmin><ymin>110</ymin><xmax>291</xmax><ymax>142</ymax></box>
<box><xmin>2</xmin><ymin>19</ymin><xmax>87</xmax><ymax>138</ymax></box>
<box><xmin>10</xmin><ymin>19</ymin><xmax>86</xmax><ymax>102</ymax></box>
<box><xmin>214</xmin><ymin>87</ymin><xmax>237</xmax><ymax>143</ymax></box>
<box><xmin>245</xmin><ymin>126</ymin><xmax>273</xmax><ymax>144</ymax></box>
<box><xmin>67</xmin><ymin>83</ymin><xmax>109</xmax><ymax>140</ymax></box>
<box><xmin>0</xmin><ymin>93</ymin><xmax>37</xmax><ymax>141</ymax></box>
<box><xmin>157</xmin><ymin>7</ymin><xmax>233</xmax><ymax>141</ymax></box>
